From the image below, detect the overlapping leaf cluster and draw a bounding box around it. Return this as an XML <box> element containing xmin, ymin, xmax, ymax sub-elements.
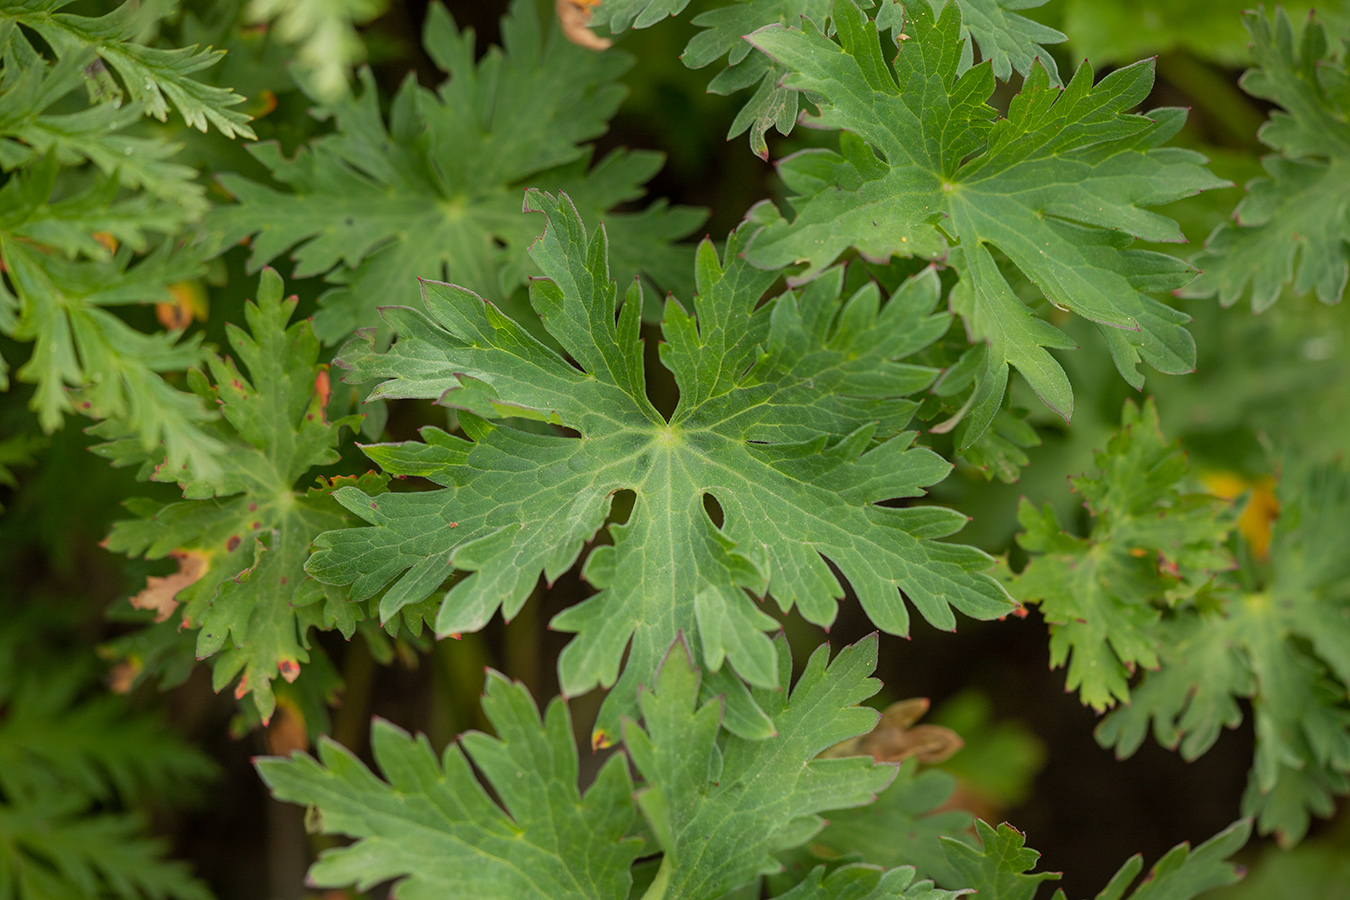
<box><xmin>259</xmin><ymin>632</ymin><xmax>1251</xmax><ymax>900</ymax></box>
<box><xmin>0</xmin><ymin>0</ymin><xmax>259</xmax><ymax>482</ymax></box>
<box><xmin>591</xmin><ymin>0</ymin><xmax>1065</xmax><ymax>157</ymax></box>
<box><xmin>1014</xmin><ymin>402</ymin><xmax>1350</xmax><ymax>845</ymax></box>
<box><xmin>212</xmin><ymin>0</ymin><xmax>703</xmax><ymax>346</ymax></box>
<box><xmin>306</xmin><ymin>190</ymin><xmax>1011</xmax><ymax>738</ymax></box>
<box><xmin>1184</xmin><ymin>8</ymin><xmax>1350</xmax><ymax>310</ymax></box>
<box><xmin>102</xmin><ymin>269</ymin><xmax>391</xmax><ymax>722</ymax></box>
<box><xmin>743</xmin><ymin>0</ymin><xmax>1225</xmax><ymax>447</ymax></box>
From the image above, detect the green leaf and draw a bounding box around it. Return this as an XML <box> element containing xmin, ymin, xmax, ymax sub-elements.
<box><xmin>1183</xmin><ymin>9</ymin><xmax>1350</xmax><ymax>310</ymax></box>
<box><xmin>256</xmin><ymin>673</ymin><xmax>641</xmax><ymax>900</ymax></box>
<box><xmin>0</xmin><ymin>0</ymin><xmax>254</xmax><ymax>138</ymax></box>
<box><xmin>941</xmin><ymin>819</ymin><xmax>1249</xmax><ymax>900</ymax></box>
<box><xmin>213</xmin><ymin>0</ymin><xmax>702</xmax><ymax>344</ymax></box>
<box><xmin>776</xmin><ymin>758</ymin><xmax>973</xmax><ymax>888</ymax></box>
<box><xmin>307</xmin><ymin>190</ymin><xmax>1010</xmax><ymax>739</ymax></box>
<box><xmin>625</xmin><ymin>635</ymin><xmax>896</xmax><ymax>900</ymax></box>
<box><xmin>771</xmin><ymin>864</ymin><xmax>966</xmax><ymax>900</ymax></box>
<box><xmin>0</xmin><ymin>234</ymin><xmax>223</xmax><ymax>480</ymax></box>
<box><xmin>0</xmin><ymin>799</ymin><xmax>213</xmax><ymax>900</ymax></box>
<box><xmin>1012</xmin><ymin>398</ymin><xmax>1235</xmax><ymax>711</ymax></box>
<box><xmin>101</xmin><ymin>269</ymin><xmax>385</xmax><ymax>722</ymax></box>
<box><xmin>0</xmin><ymin>631</ymin><xmax>215</xmax><ymax>900</ymax></box>
<box><xmin>1097</xmin><ymin>462</ymin><xmax>1350</xmax><ymax>846</ymax></box>
<box><xmin>244</xmin><ymin>0</ymin><xmax>387</xmax><ymax>102</ymax></box>
<box><xmin>745</xmin><ymin>0</ymin><xmax>1226</xmax><ymax>445</ymax></box>
<box><xmin>941</xmin><ymin>821</ymin><xmax>1060</xmax><ymax>900</ymax></box>
<box><xmin>605</xmin><ymin>0</ymin><xmax>1063</xmax><ymax>157</ymax></box>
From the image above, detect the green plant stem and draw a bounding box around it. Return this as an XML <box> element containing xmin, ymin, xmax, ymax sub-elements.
<box><xmin>639</xmin><ymin>854</ymin><xmax>673</xmax><ymax>900</ymax></box>
<box><xmin>430</xmin><ymin>633</ymin><xmax>491</xmax><ymax>747</ymax></box>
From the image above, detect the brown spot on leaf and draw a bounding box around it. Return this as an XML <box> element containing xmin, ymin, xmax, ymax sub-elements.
<box><xmin>227</xmin><ymin>535</ymin><xmax>241</xmax><ymax>552</ymax></box>
<box><xmin>248</xmin><ymin>502</ymin><xmax>258</xmax><ymax>512</ymax></box>
<box><xmin>129</xmin><ymin>550</ymin><xmax>210</xmax><ymax>623</ymax></box>
<box><xmin>156</xmin><ymin>281</ymin><xmax>207</xmax><ymax>331</ymax></box>
<box><xmin>278</xmin><ymin>658</ymin><xmax>301</xmax><ymax>683</ymax></box>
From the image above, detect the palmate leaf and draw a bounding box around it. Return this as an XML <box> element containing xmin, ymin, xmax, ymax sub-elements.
<box><xmin>592</xmin><ymin>0</ymin><xmax>1063</xmax><ymax>157</ymax></box>
<box><xmin>1012</xmin><ymin>399</ymin><xmax>1235</xmax><ymax>711</ymax></box>
<box><xmin>940</xmin><ymin>818</ymin><xmax>1249</xmax><ymax>900</ymax></box>
<box><xmin>626</xmin><ymin>636</ymin><xmax>896</xmax><ymax>899</ymax></box>
<box><xmin>213</xmin><ymin>0</ymin><xmax>702</xmax><ymax>345</ymax></box>
<box><xmin>257</xmin><ymin>671</ymin><xmax>641</xmax><ymax>900</ymax></box>
<box><xmin>307</xmin><ymin>189</ymin><xmax>1011</xmax><ymax>740</ymax></box>
<box><xmin>1183</xmin><ymin>9</ymin><xmax>1350</xmax><ymax>311</ymax></box>
<box><xmin>0</xmin><ymin>0</ymin><xmax>253</xmax><ymax>138</ymax></box>
<box><xmin>745</xmin><ymin>0</ymin><xmax>1226</xmax><ymax>446</ymax></box>
<box><xmin>102</xmin><ymin>269</ymin><xmax>386</xmax><ymax>722</ymax></box>
<box><xmin>1097</xmin><ymin>462</ymin><xmax>1350</xmax><ymax>846</ymax></box>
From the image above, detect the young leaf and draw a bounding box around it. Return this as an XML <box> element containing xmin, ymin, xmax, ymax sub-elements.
<box><xmin>940</xmin><ymin>818</ymin><xmax>1249</xmax><ymax>900</ymax></box>
<box><xmin>307</xmin><ymin>190</ymin><xmax>1011</xmax><ymax>740</ymax></box>
<box><xmin>1</xmin><ymin>0</ymin><xmax>254</xmax><ymax>138</ymax></box>
<box><xmin>256</xmin><ymin>673</ymin><xmax>642</xmax><ymax>900</ymax></box>
<box><xmin>1183</xmin><ymin>8</ymin><xmax>1350</xmax><ymax>310</ymax></box>
<box><xmin>745</xmin><ymin>0</ymin><xmax>1226</xmax><ymax>445</ymax></box>
<box><xmin>212</xmin><ymin>0</ymin><xmax>702</xmax><ymax>344</ymax></box>
<box><xmin>1013</xmin><ymin>399</ymin><xmax>1235</xmax><ymax>711</ymax></box>
<box><xmin>1097</xmin><ymin>462</ymin><xmax>1350</xmax><ymax>846</ymax></box>
<box><xmin>101</xmin><ymin>269</ymin><xmax>385</xmax><ymax>722</ymax></box>
<box><xmin>624</xmin><ymin>635</ymin><xmax>896</xmax><ymax>900</ymax></box>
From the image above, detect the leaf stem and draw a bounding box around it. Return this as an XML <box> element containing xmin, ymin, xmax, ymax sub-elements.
<box><xmin>639</xmin><ymin>854</ymin><xmax>673</xmax><ymax>900</ymax></box>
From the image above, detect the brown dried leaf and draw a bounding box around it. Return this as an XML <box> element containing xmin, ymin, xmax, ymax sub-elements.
<box><xmin>129</xmin><ymin>549</ymin><xmax>210</xmax><ymax>623</ymax></box>
<box><xmin>820</xmin><ymin>698</ymin><xmax>965</xmax><ymax>764</ymax></box>
<box><xmin>557</xmin><ymin>0</ymin><xmax>611</xmax><ymax>50</ymax></box>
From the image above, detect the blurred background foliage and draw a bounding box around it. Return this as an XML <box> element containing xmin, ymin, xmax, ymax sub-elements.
<box><xmin>1</xmin><ymin>0</ymin><xmax>1347</xmax><ymax>897</ymax></box>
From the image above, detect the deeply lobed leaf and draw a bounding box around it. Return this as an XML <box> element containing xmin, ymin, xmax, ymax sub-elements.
<box><xmin>212</xmin><ymin>0</ymin><xmax>702</xmax><ymax>345</ymax></box>
<box><xmin>257</xmin><ymin>673</ymin><xmax>642</xmax><ymax>900</ymax></box>
<box><xmin>102</xmin><ymin>269</ymin><xmax>386</xmax><ymax>722</ymax></box>
<box><xmin>307</xmin><ymin>189</ymin><xmax>1011</xmax><ymax>739</ymax></box>
<box><xmin>744</xmin><ymin>0</ymin><xmax>1226</xmax><ymax>445</ymax></box>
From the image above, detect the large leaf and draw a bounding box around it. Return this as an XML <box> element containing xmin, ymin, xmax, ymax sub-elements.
<box><xmin>307</xmin><ymin>189</ymin><xmax>1010</xmax><ymax>740</ymax></box>
<box><xmin>1183</xmin><ymin>9</ymin><xmax>1350</xmax><ymax>310</ymax></box>
<box><xmin>213</xmin><ymin>0</ymin><xmax>702</xmax><ymax>344</ymax></box>
<box><xmin>257</xmin><ymin>673</ymin><xmax>641</xmax><ymax>900</ymax></box>
<box><xmin>745</xmin><ymin>0</ymin><xmax>1226</xmax><ymax>445</ymax></box>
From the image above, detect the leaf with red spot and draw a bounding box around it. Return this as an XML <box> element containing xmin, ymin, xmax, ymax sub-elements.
<box><xmin>103</xmin><ymin>269</ymin><xmax>390</xmax><ymax>722</ymax></box>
